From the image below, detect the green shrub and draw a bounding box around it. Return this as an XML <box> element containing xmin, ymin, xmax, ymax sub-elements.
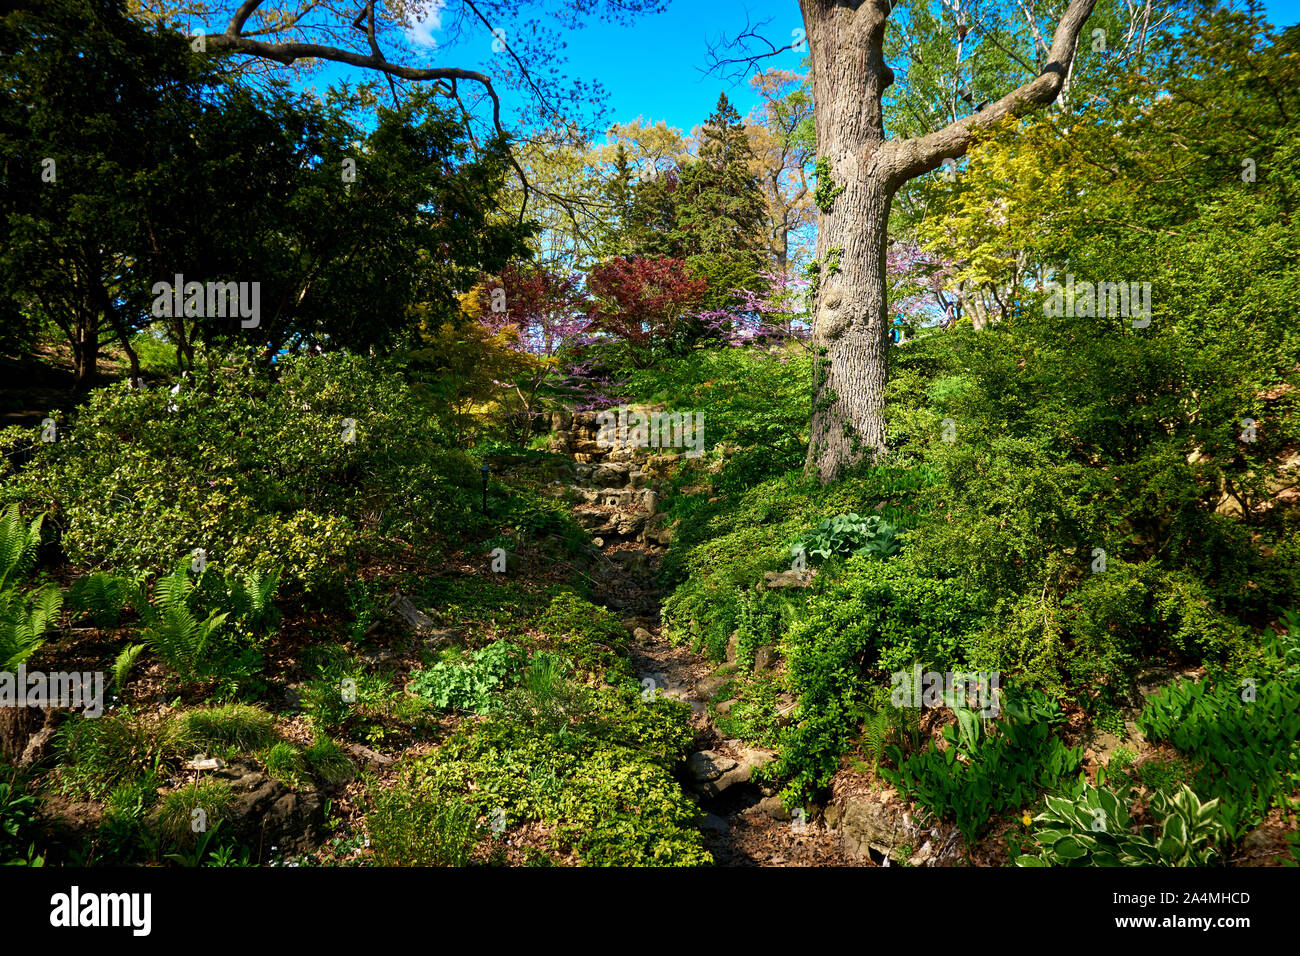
<box><xmin>492</xmin><ymin>653</ymin><xmax>594</xmax><ymax>738</ymax></box>
<box><xmin>623</xmin><ymin>346</ymin><xmax>810</xmax><ymax>491</ymax></box>
<box><xmin>208</xmin><ymin>568</ymin><xmax>282</xmax><ymax>638</ymax></box>
<box><xmin>2</xmin><ymin>354</ymin><xmax>480</xmax><ymax>592</ymax></box>
<box><xmin>535</xmin><ymin>591</ymin><xmax>630</xmax><ymax>678</ymax></box>
<box><xmin>774</xmin><ymin>556</ymin><xmax>986</xmax><ymax>800</ymax></box>
<box><xmin>409</xmin><ymin>681</ymin><xmax>707</xmax><ymax>866</ymax></box>
<box><xmin>1018</xmin><ymin>785</ymin><xmax>1226</xmax><ymax>867</ymax></box>
<box><xmin>498</xmin><ymin>493</ymin><xmax>588</xmax><ymax>555</ymax></box>
<box><xmin>733</xmin><ymin>586</ymin><xmax>786</xmax><ymax>672</ymax></box>
<box><xmin>552</xmin><ymin>749</ymin><xmax>713</xmax><ymax>866</ymax></box>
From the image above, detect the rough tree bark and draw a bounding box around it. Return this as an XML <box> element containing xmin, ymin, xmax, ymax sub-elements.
<box><xmin>800</xmin><ymin>0</ymin><xmax>1096</xmax><ymax>484</ymax></box>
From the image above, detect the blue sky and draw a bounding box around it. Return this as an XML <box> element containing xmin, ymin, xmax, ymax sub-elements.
<box><xmin>546</xmin><ymin>0</ymin><xmax>1300</xmax><ymax>132</ymax></box>
<box><xmin>296</xmin><ymin>0</ymin><xmax>1300</xmax><ymax>136</ymax></box>
<box><xmin>513</xmin><ymin>0</ymin><xmax>807</xmax><ymax>130</ymax></box>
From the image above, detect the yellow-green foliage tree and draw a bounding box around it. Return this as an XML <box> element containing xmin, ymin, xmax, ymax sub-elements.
<box><xmin>914</xmin><ymin>116</ymin><xmax>1073</xmax><ymax>328</ymax></box>
<box><xmin>408</xmin><ymin>287</ymin><xmax>542</xmax><ymax>447</ymax></box>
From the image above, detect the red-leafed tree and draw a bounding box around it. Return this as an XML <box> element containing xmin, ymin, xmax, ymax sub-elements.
<box><xmin>585</xmin><ymin>256</ymin><xmax>707</xmax><ymax>368</ymax></box>
<box><xmin>479</xmin><ymin>263</ymin><xmax>590</xmax><ymax>360</ymax></box>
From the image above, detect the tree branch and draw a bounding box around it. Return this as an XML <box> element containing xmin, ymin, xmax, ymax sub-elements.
<box><xmin>883</xmin><ymin>0</ymin><xmax>1097</xmax><ymax>186</ymax></box>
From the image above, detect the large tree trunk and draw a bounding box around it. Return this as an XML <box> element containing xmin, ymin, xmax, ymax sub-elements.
<box><xmin>800</xmin><ymin>0</ymin><xmax>1096</xmax><ymax>484</ymax></box>
<box><xmin>806</xmin><ymin>180</ymin><xmax>894</xmax><ymax>482</ymax></box>
<box><xmin>803</xmin><ymin>1</ymin><xmax>895</xmax><ymax>483</ymax></box>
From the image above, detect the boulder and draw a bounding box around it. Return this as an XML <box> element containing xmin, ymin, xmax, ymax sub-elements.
<box><xmin>206</xmin><ymin>762</ymin><xmax>324</xmax><ymax>859</ymax></box>
<box><xmin>695</xmin><ymin>667</ymin><xmax>735</xmax><ymax>700</ymax></box>
<box><xmin>695</xmin><ymin>749</ymin><xmax>775</xmax><ymax>799</ymax></box>
<box><xmin>838</xmin><ymin>794</ymin><xmax>910</xmax><ymax>861</ymax></box>
<box><xmin>610</xmin><ymin>550</ymin><xmax>651</xmax><ymax>574</ymax></box>
<box><xmin>741</xmin><ymin>795</ymin><xmax>790</xmax><ymax>822</ymax></box>
<box><xmin>763</xmin><ymin>570</ymin><xmax>815</xmax><ymax>590</ymax></box>
<box><xmin>592</xmin><ymin>462</ymin><xmax>631</xmax><ymax>486</ymax></box>
<box><xmin>386</xmin><ymin>595</ymin><xmax>438</xmax><ymax>636</ymax></box>
<box><xmin>615</xmin><ymin>512</ymin><xmax>647</xmax><ymax>536</ymax></box>
<box><xmin>0</xmin><ymin>706</ymin><xmax>58</xmax><ymax>768</ymax></box>
<box><xmin>686</xmin><ymin>750</ymin><xmax>738</xmax><ymax>783</ymax></box>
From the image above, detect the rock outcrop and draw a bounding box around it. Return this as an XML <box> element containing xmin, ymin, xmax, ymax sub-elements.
<box><xmin>548</xmin><ymin>407</ymin><xmax>681</xmax><ymax>545</ymax></box>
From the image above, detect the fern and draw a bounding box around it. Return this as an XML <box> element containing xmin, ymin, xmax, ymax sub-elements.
<box><xmin>112</xmin><ymin>643</ymin><xmax>147</xmax><ymax>693</ymax></box>
<box><xmin>861</xmin><ymin>708</ymin><xmax>890</xmax><ymax>771</ymax></box>
<box><xmin>226</xmin><ymin>568</ymin><xmax>281</xmax><ymax>634</ymax></box>
<box><xmin>67</xmin><ymin>572</ymin><xmax>139</xmax><ymax>630</ymax></box>
<box><xmin>0</xmin><ymin>584</ymin><xmax>63</xmax><ymax>670</ymax></box>
<box><xmin>138</xmin><ymin>563</ymin><xmax>228</xmax><ymax>683</ymax></box>
<box><xmin>860</xmin><ymin>696</ymin><xmax>924</xmax><ymax>772</ymax></box>
<box><xmin>0</xmin><ymin>504</ymin><xmax>44</xmax><ymax>592</ymax></box>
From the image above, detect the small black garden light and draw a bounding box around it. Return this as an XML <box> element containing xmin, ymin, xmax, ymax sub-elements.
<box><xmin>480</xmin><ymin>465</ymin><xmax>491</xmax><ymax>514</ymax></box>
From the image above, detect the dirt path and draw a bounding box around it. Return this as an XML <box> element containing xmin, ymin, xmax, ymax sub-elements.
<box><xmin>581</xmin><ymin>508</ymin><xmax>848</xmax><ymax>866</ymax></box>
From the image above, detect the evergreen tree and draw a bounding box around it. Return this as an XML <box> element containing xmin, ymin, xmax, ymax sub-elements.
<box><xmin>672</xmin><ymin>92</ymin><xmax>769</xmax><ymax>311</ymax></box>
<box><xmin>673</xmin><ymin>92</ymin><xmax>767</xmax><ymax>258</ymax></box>
<box><xmin>598</xmin><ymin>142</ymin><xmax>637</xmax><ymax>258</ymax></box>
<box><xmin>622</xmin><ymin>167</ymin><xmax>684</xmax><ymax>259</ymax></box>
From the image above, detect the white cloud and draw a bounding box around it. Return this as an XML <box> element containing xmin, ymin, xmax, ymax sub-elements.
<box><xmin>406</xmin><ymin>0</ymin><xmax>447</xmax><ymax>50</ymax></box>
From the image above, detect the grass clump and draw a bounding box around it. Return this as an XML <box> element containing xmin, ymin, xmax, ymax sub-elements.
<box><xmin>169</xmin><ymin>704</ymin><xmax>276</xmax><ymax>758</ymax></box>
<box><xmin>304</xmin><ymin>737</ymin><xmax>355</xmax><ymax>785</ymax></box>
<box><xmin>365</xmin><ymin>784</ymin><xmax>479</xmax><ymax>866</ymax></box>
<box><xmin>53</xmin><ymin>711</ymin><xmax>178</xmax><ymax>800</ymax></box>
<box><xmin>263</xmin><ymin>741</ymin><xmax>307</xmax><ymax>787</ymax></box>
<box><xmin>155</xmin><ymin>778</ymin><xmax>236</xmax><ymax>847</ymax></box>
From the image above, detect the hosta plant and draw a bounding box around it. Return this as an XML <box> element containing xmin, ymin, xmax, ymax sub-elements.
<box><xmin>792</xmin><ymin>512</ymin><xmax>900</xmax><ymax>564</ymax></box>
<box><xmin>1018</xmin><ymin>784</ymin><xmax>1225</xmax><ymax>867</ymax></box>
